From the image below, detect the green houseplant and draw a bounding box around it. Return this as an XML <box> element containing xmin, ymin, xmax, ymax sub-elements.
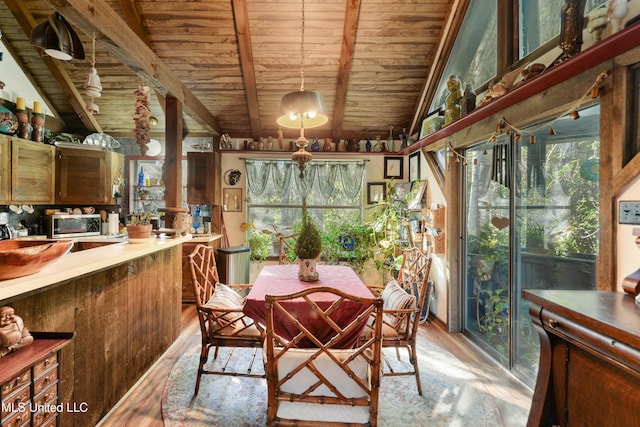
<box><xmin>295</xmin><ymin>209</ymin><xmax>322</xmax><ymax>281</ymax></box>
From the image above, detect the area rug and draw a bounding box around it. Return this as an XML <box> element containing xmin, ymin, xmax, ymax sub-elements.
<box><xmin>162</xmin><ymin>336</ymin><xmax>504</xmax><ymax>426</ymax></box>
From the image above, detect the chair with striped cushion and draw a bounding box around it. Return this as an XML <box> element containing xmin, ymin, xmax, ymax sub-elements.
<box><xmin>188</xmin><ymin>244</ymin><xmax>264</xmax><ymax>395</ymax></box>
<box><xmin>362</xmin><ymin>247</ymin><xmax>432</xmax><ymax>395</ymax></box>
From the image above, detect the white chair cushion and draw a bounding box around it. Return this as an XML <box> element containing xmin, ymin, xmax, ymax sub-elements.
<box><xmin>274</xmin><ymin>348</ymin><xmax>372</xmax><ymax>424</ymax></box>
<box><xmin>277</xmin><ymin>349</ymin><xmax>370</xmax><ymax>398</ymax></box>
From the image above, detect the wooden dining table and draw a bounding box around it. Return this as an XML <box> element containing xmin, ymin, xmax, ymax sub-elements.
<box><xmin>242</xmin><ymin>264</ymin><xmax>375</xmax><ymax>348</ymax></box>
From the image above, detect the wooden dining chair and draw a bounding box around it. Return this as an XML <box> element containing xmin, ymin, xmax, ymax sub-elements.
<box><xmin>264</xmin><ymin>286</ymin><xmax>383</xmax><ymax>427</ymax></box>
<box><xmin>188</xmin><ymin>244</ymin><xmax>264</xmax><ymax>395</ymax></box>
<box><xmin>362</xmin><ymin>247</ymin><xmax>432</xmax><ymax>395</ymax></box>
<box><xmin>277</xmin><ymin>232</ymin><xmax>299</xmax><ymax>264</ymax></box>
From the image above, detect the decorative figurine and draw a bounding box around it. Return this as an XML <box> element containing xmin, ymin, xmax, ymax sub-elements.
<box><xmin>277</xmin><ymin>127</ymin><xmax>284</xmax><ymax>150</ymax></box>
<box><xmin>607</xmin><ymin>0</ymin><xmax>629</xmax><ymax>34</ymax></box>
<box><xmin>0</xmin><ymin>306</ymin><xmax>33</xmax><ymax>358</ymax></box>
<box><xmin>552</xmin><ymin>0</ymin><xmax>586</xmax><ymax>66</ymax></box>
<box><xmin>461</xmin><ymin>83</ymin><xmax>476</xmax><ymax>117</ymax></box>
<box><xmin>400</xmin><ymin>128</ymin><xmax>408</xmax><ymax>149</ymax></box>
<box><xmin>365</xmin><ymin>137</ymin><xmax>371</xmax><ymax>152</ymax></box>
<box><xmin>444</xmin><ymin>75</ymin><xmax>463</xmax><ymax>126</ymax></box>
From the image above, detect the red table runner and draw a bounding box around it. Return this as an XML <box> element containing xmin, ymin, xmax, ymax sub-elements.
<box><xmin>243</xmin><ymin>264</ymin><xmax>374</xmax><ymax>348</ymax></box>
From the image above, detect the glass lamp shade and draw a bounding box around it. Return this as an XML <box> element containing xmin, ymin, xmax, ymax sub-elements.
<box><xmin>85</xmin><ymin>67</ymin><xmax>102</xmax><ymax>97</ymax></box>
<box><xmin>277</xmin><ymin>90</ymin><xmax>328</xmax><ymax>129</ymax></box>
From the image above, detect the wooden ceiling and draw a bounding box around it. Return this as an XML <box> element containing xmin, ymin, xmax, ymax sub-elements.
<box><xmin>0</xmin><ymin>0</ymin><xmax>460</xmax><ymax>142</ymax></box>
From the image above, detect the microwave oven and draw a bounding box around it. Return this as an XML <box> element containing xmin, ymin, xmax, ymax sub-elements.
<box><xmin>45</xmin><ymin>214</ymin><xmax>102</xmax><ymax>238</ymax></box>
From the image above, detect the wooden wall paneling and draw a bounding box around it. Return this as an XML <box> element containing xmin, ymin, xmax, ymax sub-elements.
<box><xmin>598</xmin><ymin>64</ymin><xmax>624</xmax><ymax>291</ymax></box>
<box><xmin>74</xmin><ymin>271</ymin><xmax>109</xmax><ymax>426</ymax></box>
<box><xmin>103</xmin><ymin>264</ymin><xmax>130</xmax><ymax>409</ymax></box>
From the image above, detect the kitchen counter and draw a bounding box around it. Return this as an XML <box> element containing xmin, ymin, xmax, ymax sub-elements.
<box><xmin>0</xmin><ymin>234</ymin><xmax>192</xmax><ymax>302</ymax></box>
<box><xmin>0</xmin><ymin>233</ymin><xmax>186</xmax><ymax>425</ymax></box>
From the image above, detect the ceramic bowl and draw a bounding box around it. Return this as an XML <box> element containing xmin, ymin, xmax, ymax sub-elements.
<box><xmin>0</xmin><ymin>240</ymin><xmax>74</xmax><ymax>280</ymax></box>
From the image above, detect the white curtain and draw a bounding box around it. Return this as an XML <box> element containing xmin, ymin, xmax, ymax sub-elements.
<box><xmin>245</xmin><ymin>159</ymin><xmax>365</xmax><ymax>201</ymax></box>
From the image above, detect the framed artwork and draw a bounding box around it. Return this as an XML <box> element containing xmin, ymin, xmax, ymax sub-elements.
<box><xmin>223</xmin><ymin>188</ymin><xmax>242</xmax><ymax>212</ymax></box>
<box><xmin>367</xmin><ymin>182</ymin><xmax>386</xmax><ymax>204</ymax></box>
<box><xmin>420</xmin><ymin>110</ymin><xmax>444</xmax><ymax>139</ymax></box>
<box><xmin>409</xmin><ymin>151</ymin><xmax>421</xmax><ymax>182</ymax></box>
<box><xmin>394</xmin><ymin>182</ymin><xmax>411</xmax><ymax>201</ymax></box>
<box><xmin>407</xmin><ymin>180</ymin><xmax>427</xmax><ymax>210</ymax></box>
<box><xmin>384</xmin><ymin>156</ymin><xmax>404</xmax><ymax>179</ymax></box>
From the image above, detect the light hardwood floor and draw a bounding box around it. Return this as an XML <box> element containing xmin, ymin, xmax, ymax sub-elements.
<box><xmin>98</xmin><ymin>305</ymin><xmax>533</xmax><ymax>426</ymax></box>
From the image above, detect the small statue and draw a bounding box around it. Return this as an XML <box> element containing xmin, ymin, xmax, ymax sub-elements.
<box><xmin>277</xmin><ymin>127</ymin><xmax>284</xmax><ymax>150</ymax></box>
<box><xmin>365</xmin><ymin>138</ymin><xmax>371</xmax><ymax>152</ymax></box>
<box><xmin>444</xmin><ymin>75</ymin><xmax>463</xmax><ymax>126</ymax></box>
<box><xmin>607</xmin><ymin>0</ymin><xmax>629</xmax><ymax>33</ymax></box>
<box><xmin>461</xmin><ymin>84</ymin><xmax>476</xmax><ymax>117</ymax></box>
<box><xmin>0</xmin><ymin>306</ymin><xmax>33</xmax><ymax>358</ymax></box>
<box><xmin>400</xmin><ymin>128</ymin><xmax>408</xmax><ymax>149</ymax></box>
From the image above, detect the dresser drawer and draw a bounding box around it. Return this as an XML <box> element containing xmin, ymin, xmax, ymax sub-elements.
<box><xmin>1</xmin><ymin>368</ymin><xmax>31</xmax><ymax>397</ymax></box>
<box><xmin>33</xmin><ymin>382</ymin><xmax>57</xmax><ymax>409</ymax></box>
<box><xmin>33</xmin><ymin>353</ymin><xmax>57</xmax><ymax>379</ymax></box>
<box><xmin>1</xmin><ymin>407</ymin><xmax>30</xmax><ymax>427</ymax></box>
<box><xmin>1</xmin><ymin>383</ymin><xmax>30</xmax><ymax>420</ymax></box>
<box><xmin>33</xmin><ymin>397</ymin><xmax>57</xmax><ymax>427</ymax></box>
<box><xmin>33</xmin><ymin>368</ymin><xmax>58</xmax><ymax>397</ymax></box>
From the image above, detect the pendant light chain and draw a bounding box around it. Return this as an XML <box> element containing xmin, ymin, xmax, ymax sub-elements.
<box><xmin>299</xmin><ymin>0</ymin><xmax>305</xmax><ymax>92</ymax></box>
<box><xmin>91</xmin><ymin>32</ymin><xmax>96</xmax><ymax>67</ymax></box>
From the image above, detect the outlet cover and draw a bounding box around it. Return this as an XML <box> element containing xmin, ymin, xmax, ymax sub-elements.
<box><xmin>619</xmin><ymin>201</ymin><xmax>640</xmax><ymax>224</ymax></box>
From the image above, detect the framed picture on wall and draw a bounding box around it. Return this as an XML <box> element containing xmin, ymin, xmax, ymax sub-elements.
<box><xmin>223</xmin><ymin>188</ymin><xmax>242</xmax><ymax>212</ymax></box>
<box><xmin>367</xmin><ymin>182</ymin><xmax>386</xmax><ymax>204</ymax></box>
<box><xmin>409</xmin><ymin>151</ymin><xmax>421</xmax><ymax>182</ymax></box>
<box><xmin>407</xmin><ymin>180</ymin><xmax>427</xmax><ymax>210</ymax></box>
<box><xmin>384</xmin><ymin>156</ymin><xmax>404</xmax><ymax>179</ymax></box>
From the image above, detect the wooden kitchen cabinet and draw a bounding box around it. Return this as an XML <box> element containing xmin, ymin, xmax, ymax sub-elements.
<box><xmin>56</xmin><ymin>148</ymin><xmax>124</xmax><ymax>205</ymax></box>
<box><xmin>10</xmin><ymin>137</ymin><xmax>55</xmax><ymax>204</ymax></box>
<box><xmin>0</xmin><ymin>135</ymin><xmax>10</xmax><ymax>203</ymax></box>
<box><xmin>187</xmin><ymin>151</ymin><xmax>220</xmax><ymax>204</ymax></box>
<box><xmin>523</xmin><ymin>290</ymin><xmax>640</xmax><ymax>427</ymax></box>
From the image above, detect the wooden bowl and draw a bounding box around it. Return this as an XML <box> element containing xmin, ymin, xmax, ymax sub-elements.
<box><xmin>0</xmin><ymin>239</ymin><xmax>74</xmax><ymax>280</ymax></box>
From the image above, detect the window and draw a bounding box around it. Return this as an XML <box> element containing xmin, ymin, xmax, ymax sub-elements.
<box><xmin>429</xmin><ymin>0</ymin><xmax>498</xmax><ymax>113</ymax></box>
<box><xmin>245</xmin><ymin>159</ymin><xmax>365</xmax><ymax>254</ymax></box>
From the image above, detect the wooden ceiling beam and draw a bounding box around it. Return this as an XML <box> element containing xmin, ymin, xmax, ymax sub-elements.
<box><xmin>3</xmin><ymin>0</ymin><xmax>102</xmax><ymax>133</ymax></box>
<box><xmin>232</xmin><ymin>0</ymin><xmax>261</xmax><ymax>140</ymax></box>
<box><xmin>331</xmin><ymin>0</ymin><xmax>361</xmax><ymax>142</ymax></box>
<box><xmin>46</xmin><ymin>0</ymin><xmax>219</xmax><ymax>135</ymax></box>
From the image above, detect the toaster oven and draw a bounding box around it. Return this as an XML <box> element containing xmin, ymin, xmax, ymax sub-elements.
<box><xmin>45</xmin><ymin>214</ymin><xmax>102</xmax><ymax>238</ymax></box>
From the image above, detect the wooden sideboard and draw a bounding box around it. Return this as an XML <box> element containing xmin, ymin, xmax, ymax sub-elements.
<box><xmin>0</xmin><ymin>332</ymin><xmax>73</xmax><ymax>427</ymax></box>
<box><xmin>523</xmin><ymin>290</ymin><xmax>640</xmax><ymax>427</ymax></box>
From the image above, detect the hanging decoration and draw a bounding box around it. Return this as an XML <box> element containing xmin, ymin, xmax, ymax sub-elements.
<box><xmin>445</xmin><ymin>72</ymin><xmax>608</xmax><ymax>172</ymax></box>
<box><xmin>133</xmin><ymin>84</ymin><xmax>151</xmax><ymax>155</ymax></box>
<box><xmin>85</xmin><ymin>33</ymin><xmax>101</xmax><ymax>115</ymax></box>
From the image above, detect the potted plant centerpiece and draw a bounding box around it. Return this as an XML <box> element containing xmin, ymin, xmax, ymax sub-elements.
<box><xmin>295</xmin><ymin>209</ymin><xmax>322</xmax><ymax>281</ymax></box>
<box><xmin>127</xmin><ymin>212</ymin><xmax>152</xmax><ymax>239</ymax></box>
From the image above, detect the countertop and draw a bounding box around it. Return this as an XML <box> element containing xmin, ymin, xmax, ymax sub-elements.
<box><xmin>0</xmin><ymin>234</ymin><xmax>192</xmax><ymax>302</ymax></box>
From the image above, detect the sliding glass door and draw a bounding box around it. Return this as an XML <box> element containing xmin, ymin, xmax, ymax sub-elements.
<box><xmin>463</xmin><ymin>104</ymin><xmax>600</xmax><ymax>384</ymax></box>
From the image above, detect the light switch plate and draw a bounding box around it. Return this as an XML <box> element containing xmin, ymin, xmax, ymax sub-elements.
<box><xmin>619</xmin><ymin>201</ymin><xmax>640</xmax><ymax>224</ymax></box>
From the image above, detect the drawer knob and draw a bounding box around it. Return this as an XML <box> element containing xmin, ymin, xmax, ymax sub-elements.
<box><xmin>549</xmin><ymin>319</ymin><xmax>559</xmax><ymax>328</ymax></box>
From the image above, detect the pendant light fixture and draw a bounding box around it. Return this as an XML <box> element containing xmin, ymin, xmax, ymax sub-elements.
<box><xmin>278</xmin><ymin>0</ymin><xmax>328</xmax><ymax>179</ymax></box>
<box><xmin>30</xmin><ymin>12</ymin><xmax>85</xmax><ymax>61</ymax></box>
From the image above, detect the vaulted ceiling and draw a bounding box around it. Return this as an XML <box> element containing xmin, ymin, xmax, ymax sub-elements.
<box><xmin>0</xmin><ymin>0</ymin><xmax>461</xmax><ymax>142</ymax></box>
